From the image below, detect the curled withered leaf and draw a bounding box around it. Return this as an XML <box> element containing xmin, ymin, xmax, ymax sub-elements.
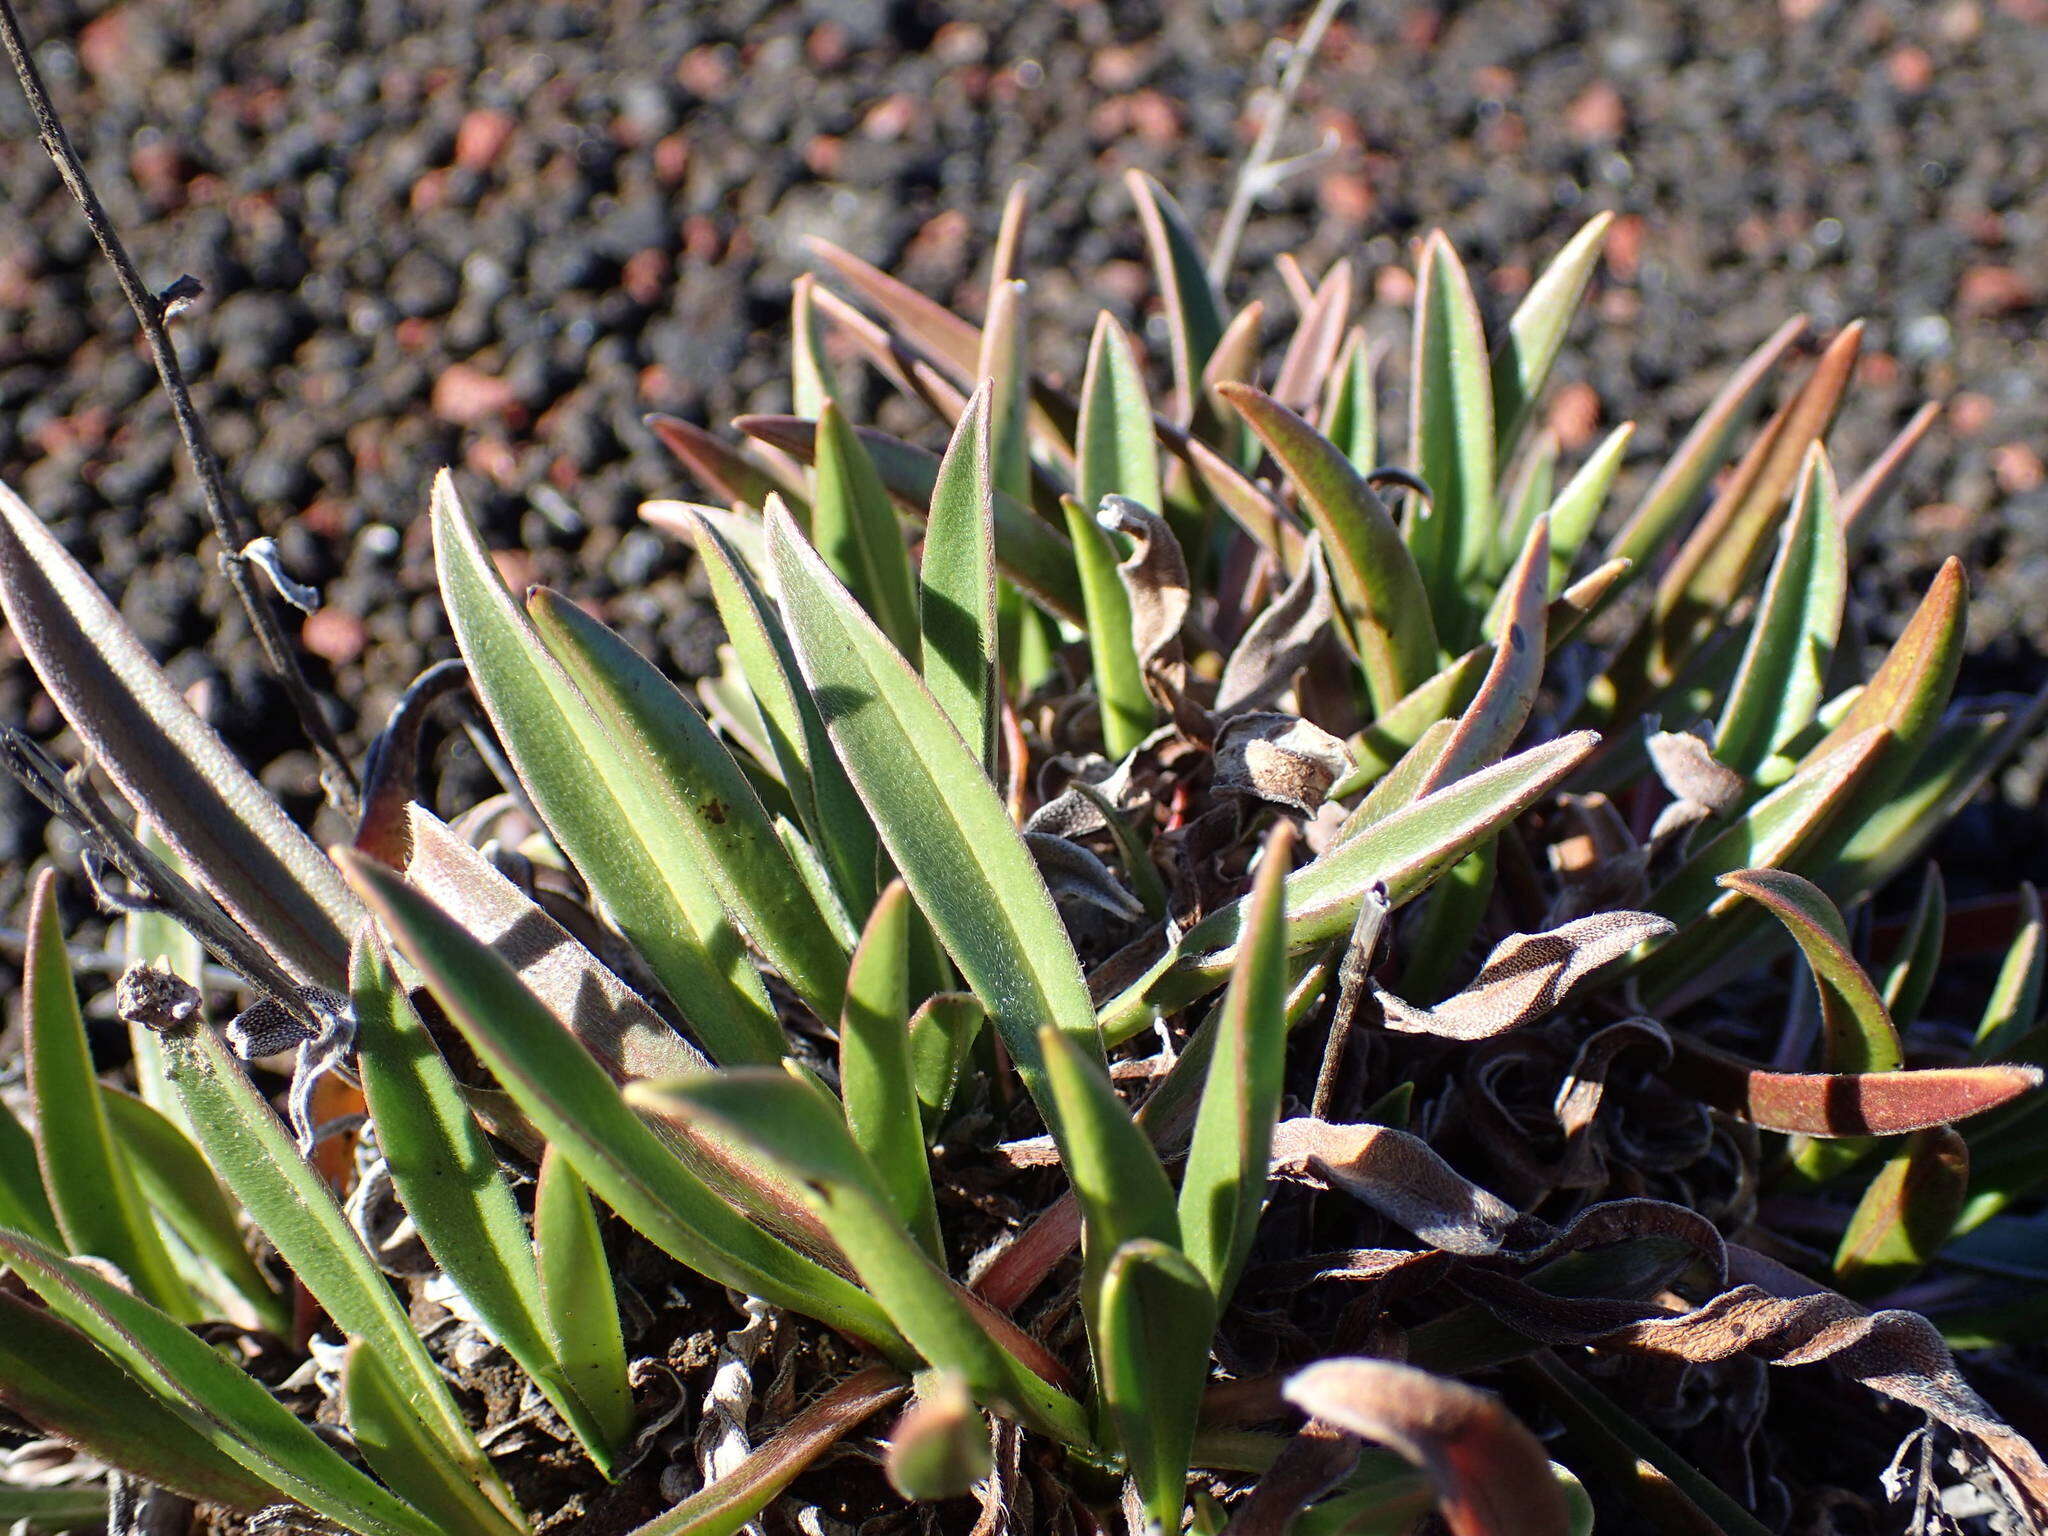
<box><xmin>1672</xmin><ymin>1040</ymin><xmax>2041</xmax><ymax>1136</ymax></box>
<box><xmin>1605</xmin><ymin>1246</ymin><xmax>2048</xmax><ymax>1520</ymax></box>
<box><xmin>1024</xmin><ymin>832</ymin><xmax>1144</xmax><ymax>923</ymax></box>
<box><xmin>1098</xmin><ymin>495</ymin><xmax>1190</xmax><ymax>678</ymax></box>
<box><xmin>1647</xmin><ymin>730</ymin><xmax>1747</xmax><ymax>815</ymax></box>
<box><xmin>1374</xmin><ymin>911</ymin><xmax>1674</xmax><ymax>1040</ymax></box>
<box><xmin>1271</xmin><ymin>1119</ymin><xmax>1537</xmax><ymax>1256</ymax></box>
<box><xmin>1219</xmin><ymin>1421</ymin><xmax>1362</xmax><ymax>1536</ymax></box>
<box><xmin>1215</xmin><ymin>536</ymin><xmax>1333</xmax><ymax>717</ymax></box>
<box><xmin>1025</xmin><ymin>752</ymin><xmax>1139</xmax><ymax>840</ymax></box>
<box><xmin>1214</xmin><ymin>713</ymin><xmax>1353</xmax><ymax>816</ymax></box>
<box><xmin>1283</xmin><ymin>1358</ymin><xmax>1570</xmax><ymax>1536</ymax></box>
<box><xmin>1552</xmin><ymin>1016</ymin><xmax>1674</xmax><ymax>1186</ymax></box>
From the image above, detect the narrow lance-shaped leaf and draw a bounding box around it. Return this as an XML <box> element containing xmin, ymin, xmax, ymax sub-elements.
<box><xmin>629</xmin><ymin>1070</ymin><xmax>1091</xmax><ymax>1447</ymax></box>
<box><xmin>1883</xmin><ymin>863</ymin><xmax>1946</xmax><ymax>1034</ymax></box>
<box><xmin>769</xmin><ymin>503</ymin><xmax>1100</xmax><ymax>1108</ymax></box>
<box><xmin>1179</xmin><ymin>821</ymin><xmax>1293</xmax><ymax>1303</ymax></box>
<box><xmin>1037</xmin><ymin>1024</ymin><xmax>1180</xmax><ymax>1292</ymax></box>
<box><xmin>735</xmin><ymin>414</ymin><xmax>1085</xmax><ymax>624</ymax></box>
<box><xmin>1065</xmin><ymin>493</ymin><xmax>1155</xmax><ymax>758</ymax></box>
<box><xmin>1099</xmin><ymin>732</ymin><xmax>1599</xmax><ymax>1042</ymax></box>
<box><xmin>1671</xmin><ymin>1042</ymin><xmax>2040</xmax><ymax>1137</ymax></box>
<box><xmin>23</xmin><ymin>870</ymin><xmax>197</xmax><ymax>1320</ymax></box>
<box><xmin>1319</xmin><ymin>324</ymin><xmax>1377</xmax><ymax>469</ymax></box>
<box><xmin>839</xmin><ymin>882</ymin><xmax>943</xmax><ymax>1257</ymax></box>
<box><xmin>1407</xmin><ymin>231</ymin><xmax>1498</xmax><ymax>646</ymax></box>
<box><xmin>1079</xmin><ymin>311</ymin><xmax>1166</xmax><ymax>517</ymax></box>
<box><xmin>99</xmin><ymin>1086</ymin><xmax>289</xmax><ymax>1333</ymax></box>
<box><xmin>1599</xmin><ymin>316</ymin><xmax>1807</xmax><ymax>586</ymax></box>
<box><xmin>1715</xmin><ymin>444</ymin><xmax>1848</xmax><ymax>777</ymax></box>
<box><xmin>1494</xmin><ymin>430</ymin><xmax>1556</xmax><ymax>580</ymax></box>
<box><xmin>1833</xmin><ymin>1127</ymin><xmax>1968</xmax><ymax>1297</ymax></box>
<box><xmin>682</xmin><ymin>505</ymin><xmax>879</xmax><ymax>915</ymax></box>
<box><xmin>978</xmin><ymin>278</ymin><xmax>1033</xmax><ymax>512</ymax></box>
<box><xmin>1127</xmin><ymin>170</ymin><xmax>1225</xmax><ymax>422</ymax></box>
<box><xmin>338</xmin><ymin>849</ymin><xmax>907</xmax><ymax>1354</ymax></box>
<box><xmin>526</xmin><ymin>586</ymin><xmax>852</xmax><ymax>1029</ymax></box>
<box><xmin>1099</xmin><ymin>1239</ymin><xmax>1212</xmax><ymax>1534</ymax></box>
<box><xmin>351</xmin><ymin>930</ymin><xmax>625</xmax><ymax>1472</ymax></box>
<box><xmin>1973</xmin><ymin>882</ymin><xmax>2043</xmax><ymax>1063</ymax></box>
<box><xmin>812</xmin><ymin>400</ymin><xmax>924</xmax><ymax>660</ymax></box>
<box><xmin>1219</xmin><ymin>382</ymin><xmax>1440</xmax><ymax>710</ymax></box>
<box><xmin>157</xmin><ymin>1012</ymin><xmax>524</xmax><ymax>1531</ymax></box>
<box><xmin>920</xmin><ymin>382</ymin><xmax>1000</xmax><ymax>767</ymax></box>
<box><xmin>909</xmin><ymin>993</ymin><xmax>982</xmax><ymax>1137</ymax></box>
<box><xmin>0</xmin><ymin>1228</ymin><xmax>443</xmax><ymax>1536</ymax></box>
<box><xmin>1717</xmin><ymin>870</ymin><xmax>1902</xmax><ymax>1074</ymax></box>
<box><xmin>434</xmin><ymin>471</ymin><xmax>784</xmax><ymax>1064</ymax></box>
<box><xmin>344</xmin><ymin>1342</ymin><xmax>523</xmax><ymax>1536</ymax></box>
<box><xmin>0</xmin><ymin>482</ymin><xmax>361</xmax><ymax>989</ymax></box>
<box><xmin>0</xmin><ymin>1097</ymin><xmax>58</xmax><ymax>1248</ymax></box>
<box><xmin>534</xmin><ymin>1147</ymin><xmax>636</xmax><ymax>1460</ymax></box>
<box><xmin>1541</xmin><ymin>422</ymin><xmax>1633</xmax><ymax>595</ymax></box>
<box><xmin>1491</xmin><ymin>212</ymin><xmax>1613</xmax><ymax>464</ymax></box>
<box><xmin>791</xmin><ymin>273</ymin><xmax>838</xmax><ymax>417</ymax></box>
<box><xmin>0</xmin><ymin>1289</ymin><xmax>279</xmax><ymax>1511</ymax></box>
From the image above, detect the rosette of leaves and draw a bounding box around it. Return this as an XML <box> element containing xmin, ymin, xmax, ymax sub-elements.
<box><xmin>3</xmin><ymin>171</ymin><xmax>2048</xmax><ymax>1536</ymax></box>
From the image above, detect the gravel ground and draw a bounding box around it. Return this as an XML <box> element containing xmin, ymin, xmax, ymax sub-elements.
<box><xmin>1</xmin><ymin>0</ymin><xmax>2044</xmax><ymax>902</ymax></box>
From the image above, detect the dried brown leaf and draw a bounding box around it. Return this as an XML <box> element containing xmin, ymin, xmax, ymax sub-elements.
<box><xmin>1374</xmin><ymin>911</ymin><xmax>1673</xmax><ymax>1040</ymax></box>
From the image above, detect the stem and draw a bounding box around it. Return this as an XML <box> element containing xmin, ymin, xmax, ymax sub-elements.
<box><xmin>0</xmin><ymin>0</ymin><xmax>359</xmax><ymax>811</ymax></box>
<box><xmin>1208</xmin><ymin>0</ymin><xmax>1349</xmax><ymax>288</ymax></box>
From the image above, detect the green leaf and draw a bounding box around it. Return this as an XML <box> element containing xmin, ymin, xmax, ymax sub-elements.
<box><xmin>434</xmin><ymin>470</ymin><xmax>784</xmax><ymax>1064</ymax></box>
<box><xmin>535</xmin><ymin>1147</ymin><xmax>636</xmax><ymax>1461</ymax></box>
<box><xmin>1100</xmin><ymin>732</ymin><xmax>1598</xmax><ymax>1043</ymax></box>
<box><xmin>0</xmin><ymin>1227</ymin><xmax>443</xmax><ymax>1536</ymax></box>
<box><xmin>344</xmin><ymin>1341</ymin><xmax>523</xmax><ymax>1536</ymax></box>
<box><xmin>1443</xmin><ymin>517</ymin><xmax>1551</xmax><ymax>787</ymax></box>
<box><xmin>351</xmin><ymin>931</ymin><xmax>623</xmax><ymax>1472</ymax></box>
<box><xmin>1078</xmin><ymin>311</ymin><xmax>1165</xmax><ymax>516</ymax></box>
<box><xmin>1065</xmin><ymin>494</ymin><xmax>1155</xmax><ymax>758</ymax></box>
<box><xmin>338</xmin><ymin>849</ymin><xmax>905</xmax><ymax>1353</ymax></box>
<box><xmin>626</xmin><ymin>1366</ymin><xmax>908</xmax><ymax>1536</ymax></box>
<box><xmin>123</xmin><ymin>819</ymin><xmax>209</xmax><ymax>1127</ymax></box>
<box><xmin>908</xmin><ymin>993</ymin><xmax>982</xmax><ymax>1136</ymax></box>
<box><xmin>1319</xmin><ymin>324</ymin><xmax>1378</xmax><ymax>469</ymax></box>
<box><xmin>22</xmin><ymin>871</ymin><xmax>196</xmax><ymax>1320</ymax></box>
<box><xmin>158</xmin><ymin>1016</ymin><xmax>523</xmax><ymax>1530</ymax></box>
<box><xmin>1127</xmin><ymin>170</ymin><xmax>1225</xmax><ymax>422</ymax></box>
<box><xmin>1178</xmin><ymin>822</ymin><xmax>1293</xmax><ymax>1304</ymax></box>
<box><xmin>526</xmin><ymin>586</ymin><xmax>851</xmax><ymax>1029</ymax></box>
<box><xmin>1494</xmin><ymin>430</ymin><xmax>1556</xmax><ymax>579</ymax></box>
<box><xmin>683</xmin><ymin>504</ymin><xmax>879</xmax><ymax>915</ymax></box>
<box><xmin>1038</xmin><ymin>1024</ymin><xmax>1180</xmax><ymax>1279</ymax></box>
<box><xmin>1716</xmin><ymin>870</ymin><xmax>1901</xmax><ymax>1073</ymax></box>
<box><xmin>98</xmin><ymin>1086</ymin><xmax>289</xmax><ymax>1333</ymax></box>
<box><xmin>0</xmin><ymin>1096</ymin><xmax>58</xmax><ymax>1248</ymax></box>
<box><xmin>812</xmin><ymin>400</ymin><xmax>925</xmax><ymax>659</ymax></box>
<box><xmin>977</xmin><ymin>279</ymin><xmax>1034</xmax><ymax>512</ymax></box>
<box><xmin>630</xmin><ymin>1071</ymin><xmax>1090</xmax><ymax>1446</ymax></box>
<box><xmin>1714</xmin><ymin>445</ymin><xmax>1847</xmax><ymax>777</ymax></box>
<box><xmin>1098</xmin><ymin>1239</ymin><xmax>1212</xmax><ymax>1534</ymax></box>
<box><xmin>1833</xmin><ymin>1127</ymin><xmax>1968</xmax><ymax>1298</ymax></box>
<box><xmin>1974</xmin><ymin>882</ymin><xmax>2043</xmax><ymax>1063</ymax></box>
<box><xmin>0</xmin><ymin>1289</ymin><xmax>277</xmax><ymax>1511</ymax></box>
<box><xmin>1543</xmin><ymin>423</ymin><xmax>1634</xmax><ymax>595</ymax></box>
<box><xmin>920</xmin><ymin>383</ymin><xmax>1000</xmax><ymax>768</ymax></box>
<box><xmin>1218</xmin><ymin>382</ymin><xmax>1439</xmax><ymax>710</ymax></box>
<box><xmin>1492</xmin><ymin>212</ymin><xmax>1612</xmax><ymax>464</ymax></box>
<box><xmin>0</xmin><ymin>484</ymin><xmax>360</xmax><ymax>990</ymax></box>
<box><xmin>791</xmin><ymin>273</ymin><xmax>838</xmax><ymax>418</ymax></box>
<box><xmin>884</xmin><ymin>1371</ymin><xmax>992</xmax><ymax>1501</ymax></box>
<box><xmin>1599</xmin><ymin>316</ymin><xmax>1807</xmax><ymax>591</ymax></box>
<box><xmin>768</xmin><ymin>503</ymin><xmax>1099</xmax><ymax>1109</ymax></box>
<box><xmin>1882</xmin><ymin>864</ymin><xmax>1947</xmax><ymax>1034</ymax></box>
<box><xmin>736</xmin><ymin>414</ymin><xmax>1084</xmax><ymax>624</ymax></box>
<box><xmin>1407</xmin><ymin>230</ymin><xmax>1498</xmax><ymax>646</ymax></box>
<box><xmin>839</xmin><ymin>882</ymin><xmax>943</xmax><ymax>1256</ymax></box>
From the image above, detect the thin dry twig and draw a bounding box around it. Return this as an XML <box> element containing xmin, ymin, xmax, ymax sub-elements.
<box><xmin>0</xmin><ymin>0</ymin><xmax>358</xmax><ymax>811</ymax></box>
